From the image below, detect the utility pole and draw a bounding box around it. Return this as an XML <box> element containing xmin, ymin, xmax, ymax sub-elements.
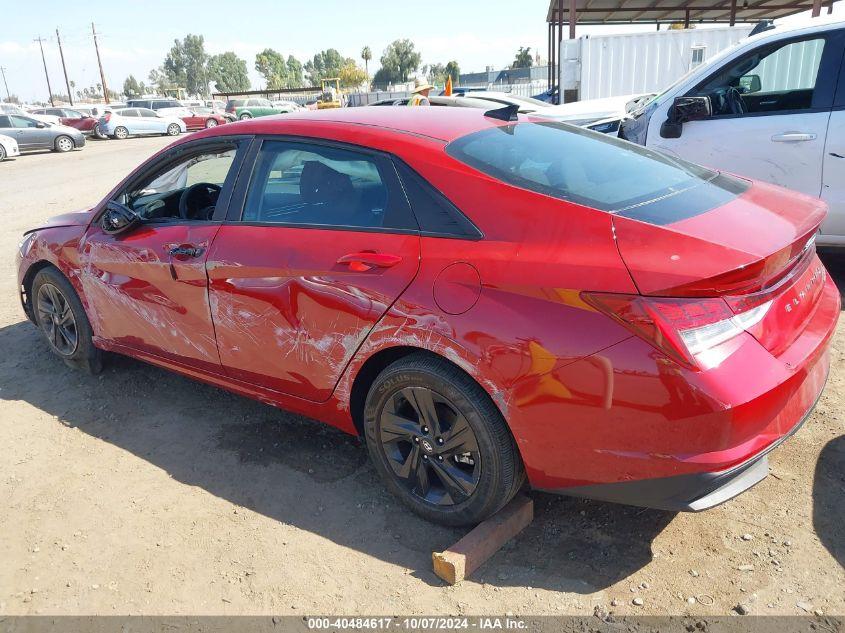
<box><xmin>91</xmin><ymin>22</ymin><xmax>110</xmax><ymax>104</ymax></box>
<box><xmin>56</xmin><ymin>28</ymin><xmax>73</xmax><ymax>106</ymax></box>
<box><xmin>0</xmin><ymin>66</ymin><xmax>10</xmax><ymax>102</ymax></box>
<box><xmin>34</xmin><ymin>35</ymin><xmax>55</xmax><ymax>106</ymax></box>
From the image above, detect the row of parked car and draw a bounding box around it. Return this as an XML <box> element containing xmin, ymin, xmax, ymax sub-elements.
<box><xmin>0</xmin><ymin>97</ymin><xmax>305</xmax><ymax>161</ymax></box>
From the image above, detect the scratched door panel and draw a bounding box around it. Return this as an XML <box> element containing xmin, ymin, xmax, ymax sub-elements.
<box><xmin>206</xmin><ymin>225</ymin><xmax>420</xmax><ymax>401</ymax></box>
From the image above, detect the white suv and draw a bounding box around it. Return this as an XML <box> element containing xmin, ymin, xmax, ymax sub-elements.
<box><xmin>615</xmin><ymin>17</ymin><xmax>845</xmax><ymax>247</ymax></box>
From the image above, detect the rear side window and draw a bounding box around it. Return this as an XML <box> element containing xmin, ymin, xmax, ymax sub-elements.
<box><xmin>0</xmin><ymin>116</ymin><xmax>10</xmax><ymax>128</ymax></box>
<box><xmin>445</xmin><ymin>121</ymin><xmax>748</xmax><ymax>225</ymax></box>
<box><xmin>394</xmin><ymin>161</ymin><xmax>482</xmax><ymax>239</ymax></box>
<box><xmin>241</xmin><ymin>140</ymin><xmax>416</xmax><ymax>231</ymax></box>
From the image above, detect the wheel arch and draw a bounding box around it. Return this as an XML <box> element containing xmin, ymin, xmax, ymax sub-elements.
<box><xmin>347</xmin><ymin>344</ymin><xmax>513</xmax><ymax>443</ymax></box>
<box><xmin>21</xmin><ymin>260</ymin><xmax>56</xmax><ymax>322</ymax></box>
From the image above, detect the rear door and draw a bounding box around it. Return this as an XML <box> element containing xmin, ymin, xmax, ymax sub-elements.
<box><xmin>652</xmin><ymin>31</ymin><xmax>845</xmax><ymax>198</ymax></box>
<box><xmin>820</xmin><ymin>43</ymin><xmax>845</xmax><ymax>245</ymax></box>
<box><xmin>206</xmin><ymin>137</ymin><xmax>421</xmax><ymax>401</ymax></box>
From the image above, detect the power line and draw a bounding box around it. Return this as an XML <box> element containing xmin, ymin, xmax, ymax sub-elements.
<box><xmin>0</xmin><ymin>67</ymin><xmax>10</xmax><ymax>101</ymax></box>
<box><xmin>56</xmin><ymin>28</ymin><xmax>74</xmax><ymax>106</ymax></box>
<box><xmin>91</xmin><ymin>22</ymin><xmax>110</xmax><ymax>104</ymax></box>
<box><xmin>34</xmin><ymin>35</ymin><xmax>55</xmax><ymax>106</ymax></box>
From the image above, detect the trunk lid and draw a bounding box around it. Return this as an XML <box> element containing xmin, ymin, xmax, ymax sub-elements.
<box><xmin>612</xmin><ymin>178</ymin><xmax>828</xmax><ymax>356</ymax></box>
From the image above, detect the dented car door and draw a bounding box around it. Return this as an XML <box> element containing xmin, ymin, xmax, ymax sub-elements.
<box><xmin>205</xmin><ymin>138</ymin><xmax>421</xmax><ymax>402</ymax></box>
<box><xmin>78</xmin><ymin>139</ymin><xmax>247</xmax><ymax>371</ymax></box>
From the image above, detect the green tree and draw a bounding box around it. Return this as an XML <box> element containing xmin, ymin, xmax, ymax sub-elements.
<box><xmin>208</xmin><ymin>52</ymin><xmax>251</xmax><ymax>92</ymax></box>
<box><xmin>6</xmin><ymin>94</ymin><xmax>21</xmax><ymax>104</ymax></box>
<box><xmin>255</xmin><ymin>48</ymin><xmax>288</xmax><ymax>89</ymax></box>
<box><xmin>444</xmin><ymin>60</ymin><xmax>461</xmax><ymax>84</ymax></box>
<box><xmin>163</xmin><ymin>34</ymin><xmax>209</xmax><ymax>96</ymax></box>
<box><xmin>511</xmin><ymin>46</ymin><xmax>533</xmax><ymax>69</ymax></box>
<box><xmin>361</xmin><ymin>46</ymin><xmax>372</xmax><ymax>80</ymax></box>
<box><xmin>148</xmin><ymin>67</ymin><xmax>169</xmax><ymax>93</ymax></box>
<box><xmin>338</xmin><ymin>61</ymin><xmax>367</xmax><ymax>88</ymax></box>
<box><xmin>287</xmin><ymin>55</ymin><xmax>304</xmax><ymax>88</ymax></box>
<box><xmin>304</xmin><ymin>49</ymin><xmax>350</xmax><ymax>84</ymax></box>
<box><xmin>123</xmin><ymin>75</ymin><xmax>143</xmax><ymax>98</ymax></box>
<box><xmin>374</xmin><ymin>39</ymin><xmax>421</xmax><ymax>85</ymax></box>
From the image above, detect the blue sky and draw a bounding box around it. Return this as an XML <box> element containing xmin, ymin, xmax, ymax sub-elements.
<box><xmin>3</xmin><ymin>0</ymin><xmax>843</xmax><ymax>102</ymax></box>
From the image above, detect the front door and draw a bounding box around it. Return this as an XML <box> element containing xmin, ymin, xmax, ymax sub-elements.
<box><xmin>206</xmin><ymin>138</ymin><xmax>421</xmax><ymax>401</ymax></box>
<box><xmin>3</xmin><ymin>115</ymin><xmax>53</xmax><ymax>150</ymax></box>
<box><xmin>652</xmin><ymin>33</ymin><xmax>843</xmax><ymax>199</ymax></box>
<box><xmin>821</xmin><ymin>110</ymin><xmax>845</xmax><ymax>244</ymax></box>
<box><xmin>79</xmin><ymin>139</ymin><xmax>246</xmax><ymax>372</ymax></box>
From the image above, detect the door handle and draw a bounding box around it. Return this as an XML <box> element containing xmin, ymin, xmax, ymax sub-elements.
<box><xmin>169</xmin><ymin>245</ymin><xmax>204</xmax><ymax>258</ymax></box>
<box><xmin>337</xmin><ymin>252</ymin><xmax>402</xmax><ymax>272</ymax></box>
<box><xmin>771</xmin><ymin>132</ymin><xmax>817</xmax><ymax>142</ymax></box>
<box><xmin>830</xmin><ymin>152</ymin><xmax>845</xmax><ymax>159</ymax></box>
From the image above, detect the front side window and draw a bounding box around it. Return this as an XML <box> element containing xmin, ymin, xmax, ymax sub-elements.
<box><xmin>11</xmin><ymin>115</ymin><xmax>39</xmax><ymax>128</ymax></box>
<box><xmin>138</xmin><ymin>108</ymin><xmax>157</xmax><ymax>118</ymax></box>
<box><xmin>242</xmin><ymin>140</ymin><xmax>415</xmax><ymax>231</ymax></box>
<box><xmin>122</xmin><ymin>147</ymin><xmax>238</xmax><ymax>222</ymax></box>
<box><xmin>446</xmin><ymin>121</ymin><xmax>748</xmax><ymax>225</ymax></box>
<box><xmin>696</xmin><ymin>37</ymin><xmax>825</xmax><ymax>116</ymax></box>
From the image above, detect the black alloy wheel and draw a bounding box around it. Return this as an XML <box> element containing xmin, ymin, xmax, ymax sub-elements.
<box><xmin>380</xmin><ymin>386</ymin><xmax>481</xmax><ymax>506</ymax></box>
<box><xmin>36</xmin><ymin>282</ymin><xmax>78</xmax><ymax>356</ymax></box>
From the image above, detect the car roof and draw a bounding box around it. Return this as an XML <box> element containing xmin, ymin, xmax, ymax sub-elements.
<box><xmin>199</xmin><ymin>106</ymin><xmax>515</xmax><ymax>142</ymax></box>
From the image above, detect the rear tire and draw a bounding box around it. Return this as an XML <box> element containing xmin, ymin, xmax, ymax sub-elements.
<box><xmin>238</xmin><ymin>112</ymin><xmax>252</xmax><ymax>120</ymax></box>
<box><xmin>363</xmin><ymin>353</ymin><xmax>524</xmax><ymax>526</ymax></box>
<box><xmin>54</xmin><ymin>135</ymin><xmax>74</xmax><ymax>153</ymax></box>
<box><xmin>0</xmin><ymin>145</ymin><xmax>6</xmax><ymax>161</ymax></box>
<box><xmin>31</xmin><ymin>267</ymin><xmax>102</xmax><ymax>374</ymax></box>
<box><xmin>166</xmin><ymin>123</ymin><xmax>181</xmax><ymax>136</ymax></box>
<box><xmin>114</xmin><ymin>126</ymin><xmax>129</xmax><ymax>140</ymax></box>
<box><xmin>205</xmin><ymin>118</ymin><xmax>218</xmax><ymax>128</ymax></box>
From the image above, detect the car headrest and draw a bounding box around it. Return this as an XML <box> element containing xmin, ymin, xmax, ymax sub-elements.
<box><xmin>299</xmin><ymin>160</ymin><xmax>354</xmax><ymax>205</ymax></box>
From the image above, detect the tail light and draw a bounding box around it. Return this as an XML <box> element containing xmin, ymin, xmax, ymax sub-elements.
<box><xmin>582</xmin><ymin>292</ymin><xmax>772</xmax><ymax>369</ymax></box>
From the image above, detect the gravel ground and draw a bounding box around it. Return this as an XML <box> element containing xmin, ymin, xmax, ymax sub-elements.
<box><xmin>0</xmin><ymin>136</ymin><xmax>843</xmax><ymax>616</ymax></box>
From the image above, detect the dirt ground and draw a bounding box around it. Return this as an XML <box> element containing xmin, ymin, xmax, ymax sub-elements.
<box><xmin>0</xmin><ymin>136</ymin><xmax>843</xmax><ymax>617</ymax></box>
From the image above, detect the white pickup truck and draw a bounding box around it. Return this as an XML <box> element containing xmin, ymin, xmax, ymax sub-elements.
<box><xmin>599</xmin><ymin>18</ymin><xmax>845</xmax><ymax>247</ymax></box>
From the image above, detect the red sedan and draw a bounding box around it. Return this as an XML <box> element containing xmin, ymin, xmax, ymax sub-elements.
<box><xmin>180</xmin><ymin>107</ymin><xmax>228</xmax><ymax>131</ymax></box>
<box><xmin>31</xmin><ymin>107</ymin><xmax>98</xmax><ymax>134</ymax></box>
<box><xmin>16</xmin><ymin>107</ymin><xmax>840</xmax><ymax>526</ymax></box>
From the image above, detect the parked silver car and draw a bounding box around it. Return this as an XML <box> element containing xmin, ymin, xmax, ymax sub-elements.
<box><xmin>0</xmin><ymin>114</ymin><xmax>85</xmax><ymax>153</ymax></box>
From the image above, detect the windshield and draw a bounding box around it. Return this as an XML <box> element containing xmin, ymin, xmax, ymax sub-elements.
<box><xmin>445</xmin><ymin>121</ymin><xmax>749</xmax><ymax>224</ymax></box>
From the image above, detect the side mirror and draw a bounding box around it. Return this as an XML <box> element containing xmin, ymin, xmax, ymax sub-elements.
<box><xmin>36</xmin><ymin>122</ymin><xmax>47</xmax><ymax>128</ymax></box>
<box><xmin>660</xmin><ymin>96</ymin><xmax>711</xmax><ymax>139</ymax></box>
<box><xmin>100</xmin><ymin>202</ymin><xmax>140</xmax><ymax>235</ymax></box>
<box><xmin>739</xmin><ymin>74</ymin><xmax>762</xmax><ymax>93</ymax></box>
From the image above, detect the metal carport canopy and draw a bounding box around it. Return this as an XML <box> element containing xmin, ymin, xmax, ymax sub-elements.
<box><xmin>545</xmin><ymin>0</ymin><xmax>837</xmax><ymax>25</ymax></box>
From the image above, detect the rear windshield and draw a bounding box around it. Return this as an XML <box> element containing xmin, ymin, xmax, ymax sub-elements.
<box><xmin>226</xmin><ymin>100</ymin><xmax>244</xmax><ymax>107</ymax></box>
<box><xmin>445</xmin><ymin>121</ymin><xmax>749</xmax><ymax>224</ymax></box>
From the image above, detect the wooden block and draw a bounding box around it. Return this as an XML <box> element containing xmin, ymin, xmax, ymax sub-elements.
<box><xmin>432</xmin><ymin>495</ymin><xmax>534</xmax><ymax>585</ymax></box>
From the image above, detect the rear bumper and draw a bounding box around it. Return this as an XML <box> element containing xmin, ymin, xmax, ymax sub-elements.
<box><xmin>515</xmin><ymin>272</ymin><xmax>839</xmax><ymax>510</ymax></box>
<box><xmin>544</xmin><ymin>374</ymin><xmax>822</xmax><ymax>511</ymax></box>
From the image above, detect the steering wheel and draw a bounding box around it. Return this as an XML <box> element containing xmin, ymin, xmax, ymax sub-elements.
<box><xmin>178</xmin><ymin>183</ymin><xmax>222</xmax><ymax>220</ymax></box>
<box><xmin>725</xmin><ymin>87</ymin><xmax>747</xmax><ymax>115</ymax></box>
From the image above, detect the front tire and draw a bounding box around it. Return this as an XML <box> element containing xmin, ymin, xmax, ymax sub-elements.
<box><xmin>54</xmin><ymin>135</ymin><xmax>74</xmax><ymax>153</ymax></box>
<box><xmin>363</xmin><ymin>353</ymin><xmax>523</xmax><ymax>526</ymax></box>
<box><xmin>204</xmin><ymin>118</ymin><xmax>218</xmax><ymax>128</ymax></box>
<box><xmin>32</xmin><ymin>267</ymin><xmax>102</xmax><ymax>374</ymax></box>
<box><xmin>166</xmin><ymin>123</ymin><xmax>181</xmax><ymax>136</ymax></box>
<box><xmin>238</xmin><ymin>112</ymin><xmax>252</xmax><ymax>120</ymax></box>
<box><xmin>0</xmin><ymin>145</ymin><xmax>6</xmax><ymax>161</ymax></box>
<box><xmin>113</xmin><ymin>126</ymin><xmax>129</xmax><ymax>140</ymax></box>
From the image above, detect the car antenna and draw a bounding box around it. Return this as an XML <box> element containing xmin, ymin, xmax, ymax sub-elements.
<box><xmin>484</xmin><ymin>103</ymin><xmax>519</xmax><ymax>122</ymax></box>
<box><xmin>748</xmin><ymin>20</ymin><xmax>775</xmax><ymax>36</ymax></box>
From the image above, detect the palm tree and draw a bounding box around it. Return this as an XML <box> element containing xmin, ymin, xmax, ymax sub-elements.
<box><xmin>361</xmin><ymin>46</ymin><xmax>372</xmax><ymax>82</ymax></box>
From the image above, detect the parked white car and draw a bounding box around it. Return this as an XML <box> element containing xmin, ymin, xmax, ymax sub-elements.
<box><xmin>271</xmin><ymin>100</ymin><xmax>303</xmax><ymax>112</ymax></box>
<box><xmin>1</xmin><ymin>103</ymin><xmax>60</xmax><ymax>126</ymax></box>
<box><xmin>610</xmin><ymin>17</ymin><xmax>845</xmax><ymax>247</ymax></box>
<box><xmin>0</xmin><ymin>133</ymin><xmax>20</xmax><ymax>160</ymax></box>
<box><xmin>99</xmin><ymin>108</ymin><xmax>186</xmax><ymax>139</ymax></box>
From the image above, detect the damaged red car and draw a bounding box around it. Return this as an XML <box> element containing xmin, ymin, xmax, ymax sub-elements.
<box><xmin>16</xmin><ymin>107</ymin><xmax>840</xmax><ymax>526</ymax></box>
